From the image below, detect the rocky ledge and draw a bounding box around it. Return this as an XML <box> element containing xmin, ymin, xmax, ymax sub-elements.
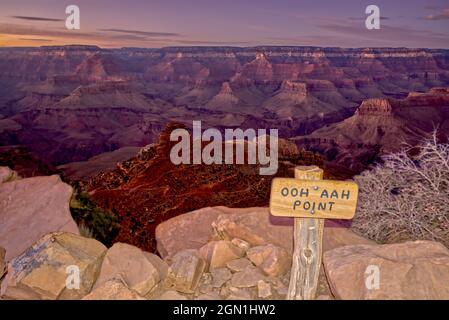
<box><xmin>0</xmin><ymin>204</ymin><xmax>448</xmax><ymax>300</ymax></box>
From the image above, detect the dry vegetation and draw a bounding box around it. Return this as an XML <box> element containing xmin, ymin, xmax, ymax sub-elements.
<box><xmin>352</xmin><ymin>132</ymin><xmax>449</xmax><ymax>246</ymax></box>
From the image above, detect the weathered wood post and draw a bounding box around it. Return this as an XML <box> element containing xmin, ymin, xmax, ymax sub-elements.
<box><xmin>288</xmin><ymin>166</ymin><xmax>324</xmax><ymax>300</ymax></box>
<box><xmin>269</xmin><ymin>165</ymin><xmax>358</xmax><ymax>300</ymax></box>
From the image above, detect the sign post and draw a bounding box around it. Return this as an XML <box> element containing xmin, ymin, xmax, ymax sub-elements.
<box><xmin>269</xmin><ymin>165</ymin><xmax>359</xmax><ymax>300</ymax></box>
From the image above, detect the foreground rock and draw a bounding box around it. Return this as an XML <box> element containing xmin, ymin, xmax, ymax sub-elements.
<box><xmin>166</xmin><ymin>249</ymin><xmax>206</xmax><ymax>293</ymax></box>
<box><xmin>0</xmin><ymin>174</ymin><xmax>79</xmax><ymax>262</ymax></box>
<box><xmin>157</xmin><ymin>206</ymin><xmax>375</xmax><ymax>258</ymax></box>
<box><xmin>247</xmin><ymin>244</ymin><xmax>291</xmax><ymax>277</ymax></box>
<box><xmin>323</xmin><ymin>240</ymin><xmax>449</xmax><ymax>299</ymax></box>
<box><xmin>83</xmin><ymin>279</ymin><xmax>145</xmax><ymax>300</ymax></box>
<box><xmin>199</xmin><ymin>240</ymin><xmax>245</xmax><ymax>270</ymax></box>
<box><xmin>156</xmin><ymin>207</ymin><xmax>244</xmax><ymax>258</ymax></box>
<box><xmin>1</xmin><ymin>232</ymin><xmax>107</xmax><ymax>299</ymax></box>
<box><xmin>94</xmin><ymin>243</ymin><xmax>166</xmax><ymax>296</ymax></box>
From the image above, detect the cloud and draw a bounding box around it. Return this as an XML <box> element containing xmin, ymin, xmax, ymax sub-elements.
<box><xmin>424</xmin><ymin>8</ymin><xmax>449</xmax><ymax>20</ymax></box>
<box><xmin>18</xmin><ymin>38</ymin><xmax>53</xmax><ymax>42</ymax></box>
<box><xmin>10</xmin><ymin>16</ymin><xmax>63</xmax><ymax>22</ymax></box>
<box><xmin>348</xmin><ymin>16</ymin><xmax>389</xmax><ymax>21</ymax></box>
<box><xmin>98</xmin><ymin>28</ymin><xmax>182</xmax><ymax>38</ymax></box>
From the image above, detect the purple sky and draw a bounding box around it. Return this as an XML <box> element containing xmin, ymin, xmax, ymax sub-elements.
<box><xmin>1</xmin><ymin>0</ymin><xmax>448</xmax><ymax>48</ymax></box>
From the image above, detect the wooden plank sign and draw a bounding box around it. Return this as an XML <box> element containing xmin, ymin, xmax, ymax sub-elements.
<box><xmin>270</xmin><ymin>178</ymin><xmax>358</xmax><ymax>220</ymax></box>
<box><xmin>269</xmin><ymin>166</ymin><xmax>359</xmax><ymax>300</ymax></box>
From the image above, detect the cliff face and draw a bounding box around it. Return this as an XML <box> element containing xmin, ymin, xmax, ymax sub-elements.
<box><xmin>1</xmin><ymin>46</ymin><xmax>449</xmax><ymax>169</ymax></box>
<box><xmin>355</xmin><ymin>98</ymin><xmax>395</xmax><ymax>116</ymax></box>
<box><xmin>295</xmin><ymin>87</ymin><xmax>449</xmax><ymax>172</ymax></box>
<box><xmin>84</xmin><ymin>123</ymin><xmax>323</xmax><ymax>252</ymax></box>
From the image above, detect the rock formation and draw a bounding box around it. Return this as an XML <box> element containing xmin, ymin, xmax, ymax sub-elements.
<box><xmin>0</xmin><ymin>168</ymin><xmax>79</xmax><ymax>262</ymax></box>
<box><xmin>0</xmin><ymin>203</ymin><xmax>447</xmax><ymax>300</ymax></box>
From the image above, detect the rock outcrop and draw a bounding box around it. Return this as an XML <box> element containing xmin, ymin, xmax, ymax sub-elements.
<box><xmin>156</xmin><ymin>206</ymin><xmax>375</xmax><ymax>257</ymax></box>
<box><xmin>1</xmin><ymin>232</ymin><xmax>107</xmax><ymax>300</ymax></box>
<box><xmin>1</xmin><ymin>203</ymin><xmax>448</xmax><ymax>300</ymax></box>
<box><xmin>83</xmin><ymin>279</ymin><xmax>145</xmax><ymax>300</ymax></box>
<box><xmin>323</xmin><ymin>240</ymin><xmax>449</xmax><ymax>299</ymax></box>
<box><xmin>0</xmin><ymin>171</ymin><xmax>80</xmax><ymax>262</ymax></box>
<box><xmin>93</xmin><ymin>242</ymin><xmax>166</xmax><ymax>296</ymax></box>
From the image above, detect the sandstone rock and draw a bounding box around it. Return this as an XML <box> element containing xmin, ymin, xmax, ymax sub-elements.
<box><xmin>199</xmin><ymin>240</ymin><xmax>245</xmax><ymax>270</ymax></box>
<box><xmin>94</xmin><ymin>243</ymin><xmax>163</xmax><ymax>296</ymax></box>
<box><xmin>82</xmin><ymin>279</ymin><xmax>145</xmax><ymax>300</ymax></box>
<box><xmin>227</xmin><ymin>287</ymin><xmax>255</xmax><ymax>300</ymax></box>
<box><xmin>231</xmin><ymin>238</ymin><xmax>251</xmax><ymax>253</ymax></box>
<box><xmin>247</xmin><ymin>244</ymin><xmax>291</xmax><ymax>277</ymax></box>
<box><xmin>0</xmin><ymin>246</ymin><xmax>6</xmax><ymax>280</ymax></box>
<box><xmin>1</xmin><ymin>232</ymin><xmax>106</xmax><ymax>300</ymax></box>
<box><xmin>324</xmin><ymin>220</ymin><xmax>375</xmax><ymax>252</ymax></box>
<box><xmin>226</xmin><ymin>258</ymin><xmax>254</xmax><ymax>272</ymax></box>
<box><xmin>211</xmin><ymin>208</ymin><xmax>293</xmax><ymax>251</ymax></box>
<box><xmin>230</xmin><ymin>267</ymin><xmax>266</xmax><ymax>288</ymax></box>
<box><xmin>257</xmin><ymin>280</ymin><xmax>272</xmax><ymax>298</ymax></box>
<box><xmin>144</xmin><ymin>252</ymin><xmax>169</xmax><ymax>280</ymax></box>
<box><xmin>323</xmin><ymin>240</ymin><xmax>449</xmax><ymax>300</ymax></box>
<box><xmin>316</xmin><ymin>295</ymin><xmax>333</xmax><ymax>300</ymax></box>
<box><xmin>197</xmin><ymin>292</ymin><xmax>221</xmax><ymax>300</ymax></box>
<box><xmin>156</xmin><ymin>207</ymin><xmax>373</xmax><ymax>260</ymax></box>
<box><xmin>157</xmin><ymin>290</ymin><xmax>188</xmax><ymax>300</ymax></box>
<box><xmin>0</xmin><ymin>175</ymin><xmax>79</xmax><ymax>262</ymax></box>
<box><xmin>166</xmin><ymin>249</ymin><xmax>206</xmax><ymax>293</ymax></box>
<box><xmin>210</xmin><ymin>268</ymin><xmax>232</xmax><ymax>288</ymax></box>
<box><xmin>266</xmin><ymin>277</ymin><xmax>288</xmax><ymax>297</ymax></box>
<box><xmin>0</xmin><ymin>167</ymin><xmax>18</xmax><ymax>184</ymax></box>
<box><xmin>197</xmin><ymin>272</ymin><xmax>213</xmax><ymax>294</ymax></box>
<box><xmin>155</xmin><ymin>207</ymin><xmax>237</xmax><ymax>258</ymax></box>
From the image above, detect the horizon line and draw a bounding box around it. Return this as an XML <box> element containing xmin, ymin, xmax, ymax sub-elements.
<box><xmin>1</xmin><ymin>44</ymin><xmax>449</xmax><ymax>50</ymax></box>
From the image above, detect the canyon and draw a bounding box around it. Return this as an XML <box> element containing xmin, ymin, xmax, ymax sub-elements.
<box><xmin>1</xmin><ymin>45</ymin><xmax>449</xmax><ymax>251</ymax></box>
<box><xmin>0</xmin><ymin>46</ymin><xmax>448</xmax><ymax>172</ymax></box>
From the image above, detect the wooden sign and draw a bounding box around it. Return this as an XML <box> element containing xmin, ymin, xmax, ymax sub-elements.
<box><xmin>270</xmin><ymin>178</ymin><xmax>358</xmax><ymax>219</ymax></box>
<box><xmin>268</xmin><ymin>166</ymin><xmax>359</xmax><ymax>300</ymax></box>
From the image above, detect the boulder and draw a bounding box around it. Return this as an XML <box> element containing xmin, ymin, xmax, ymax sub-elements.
<box><xmin>211</xmin><ymin>208</ymin><xmax>293</xmax><ymax>251</ymax></box>
<box><xmin>324</xmin><ymin>220</ymin><xmax>375</xmax><ymax>252</ymax></box>
<box><xmin>156</xmin><ymin>206</ymin><xmax>373</xmax><ymax>260</ymax></box>
<box><xmin>197</xmin><ymin>292</ymin><xmax>221</xmax><ymax>300</ymax></box>
<box><xmin>0</xmin><ymin>174</ymin><xmax>79</xmax><ymax>262</ymax></box>
<box><xmin>82</xmin><ymin>279</ymin><xmax>145</xmax><ymax>300</ymax></box>
<box><xmin>1</xmin><ymin>232</ymin><xmax>107</xmax><ymax>300</ymax></box>
<box><xmin>156</xmin><ymin>206</ymin><xmax>238</xmax><ymax>258</ymax></box>
<box><xmin>323</xmin><ymin>240</ymin><xmax>449</xmax><ymax>300</ymax></box>
<box><xmin>230</xmin><ymin>266</ymin><xmax>266</xmax><ymax>288</ymax></box>
<box><xmin>199</xmin><ymin>240</ymin><xmax>245</xmax><ymax>270</ymax></box>
<box><xmin>166</xmin><ymin>249</ymin><xmax>206</xmax><ymax>293</ymax></box>
<box><xmin>226</xmin><ymin>258</ymin><xmax>254</xmax><ymax>272</ymax></box>
<box><xmin>94</xmin><ymin>243</ymin><xmax>164</xmax><ymax>296</ymax></box>
<box><xmin>247</xmin><ymin>244</ymin><xmax>291</xmax><ymax>277</ymax></box>
<box><xmin>210</xmin><ymin>268</ymin><xmax>232</xmax><ymax>288</ymax></box>
<box><xmin>156</xmin><ymin>290</ymin><xmax>188</xmax><ymax>300</ymax></box>
<box><xmin>226</xmin><ymin>287</ymin><xmax>255</xmax><ymax>300</ymax></box>
<box><xmin>231</xmin><ymin>238</ymin><xmax>251</xmax><ymax>253</ymax></box>
<box><xmin>257</xmin><ymin>280</ymin><xmax>272</xmax><ymax>298</ymax></box>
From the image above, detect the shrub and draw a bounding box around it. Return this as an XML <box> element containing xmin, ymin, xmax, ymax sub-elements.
<box><xmin>70</xmin><ymin>189</ymin><xmax>120</xmax><ymax>247</ymax></box>
<box><xmin>352</xmin><ymin>132</ymin><xmax>449</xmax><ymax>247</ymax></box>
